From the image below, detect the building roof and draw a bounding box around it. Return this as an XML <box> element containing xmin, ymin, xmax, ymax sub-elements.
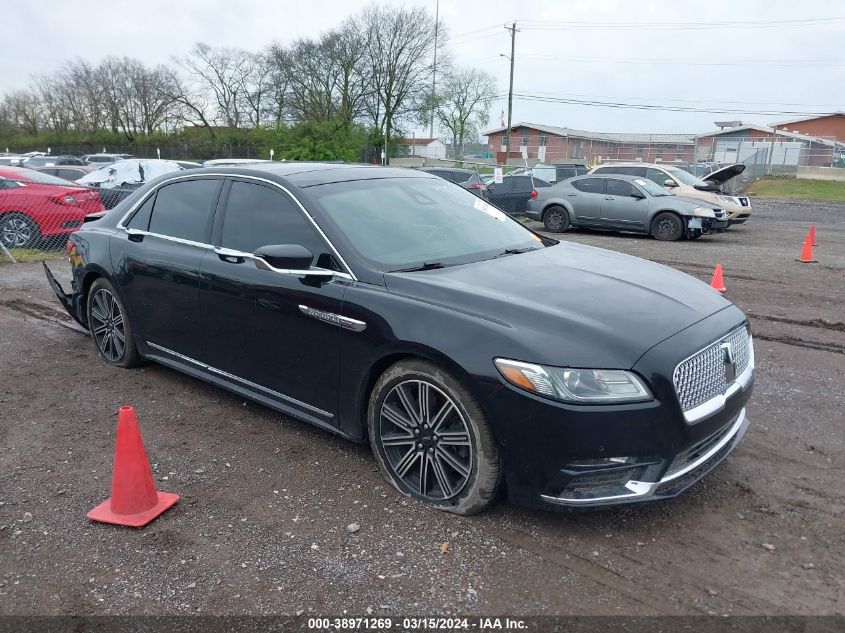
<box><xmin>696</xmin><ymin>124</ymin><xmax>845</xmax><ymax>148</ymax></box>
<box><xmin>402</xmin><ymin>137</ymin><xmax>441</xmax><ymax>146</ymax></box>
<box><xmin>481</xmin><ymin>122</ymin><xmax>696</xmax><ymax>145</ymax></box>
<box><xmin>772</xmin><ymin>112</ymin><xmax>845</xmax><ymax>127</ymax></box>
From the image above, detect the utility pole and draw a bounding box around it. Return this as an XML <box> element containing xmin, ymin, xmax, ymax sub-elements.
<box><xmin>503</xmin><ymin>22</ymin><xmax>518</xmax><ymax>163</ymax></box>
<box><xmin>429</xmin><ymin>0</ymin><xmax>439</xmax><ymax>139</ymax></box>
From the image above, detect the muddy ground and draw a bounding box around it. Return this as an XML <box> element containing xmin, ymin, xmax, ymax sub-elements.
<box><xmin>0</xmin><ymin>198</ymin><xmax>843</xmax><ymax>617</ymax></box>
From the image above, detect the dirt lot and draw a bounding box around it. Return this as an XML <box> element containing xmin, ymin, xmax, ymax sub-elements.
<box><xmin>0</xmin><ymin>198</ymin><xmax>843</xmax><ymax>618</ymax></box>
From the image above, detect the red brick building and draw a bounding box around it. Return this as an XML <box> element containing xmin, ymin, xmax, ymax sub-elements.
<box><xmin>774</xmin><ymin>113</ymin><xmax>845</xmax><ymax>143</ymax></box>
<box><xmin>483</xmin><ymin>122</ymin><xmax>696</xmax><ymax>164</ymax></box>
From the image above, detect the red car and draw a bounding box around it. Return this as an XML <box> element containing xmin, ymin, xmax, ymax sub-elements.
<box><xmin>0</xmin><ymin>166</ymin><xmax>104</xmax><ymax>249</ymax></box>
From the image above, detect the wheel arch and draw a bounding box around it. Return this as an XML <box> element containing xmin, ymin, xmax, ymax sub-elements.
<box><xmin>541</xmin><ymin>200</ymin><xmax>573</xmax><ymax>222</ymax></box>
<box><xmin>355</xmin><ymin>345</ymin><xmax>484</xmax><ymax>445</ymax></box>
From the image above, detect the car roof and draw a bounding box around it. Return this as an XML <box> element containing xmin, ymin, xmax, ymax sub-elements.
<box><xmin>207</xmin><ymin>162</ymin><xmax>436</xmax><ymax>188</ymax></box>
<box><xmin>595</xmin><ymin>163</ymin><xmax>673</xmax><ymax>170</ymax></box>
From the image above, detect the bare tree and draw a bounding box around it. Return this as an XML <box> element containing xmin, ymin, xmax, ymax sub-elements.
<box><xmin>3</xmin><ymin>89</ymin><xmax>42</xmax><ymax>135</ymax></box>
<box><xmin>180</xmin><ymin>42</ymin><xmax>252</xmax><ymax>128</ymax></box>
<box><xmin>429</xmin><ymin>67</ymin><xmax>496</xmax><ymax>157</ymax></box>
<box><xmin>361</xmin><ymin>4</ymin><xmax>444</xmax><ymax>153</ymax></box>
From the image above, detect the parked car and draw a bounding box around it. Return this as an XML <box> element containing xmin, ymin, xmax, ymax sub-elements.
<box><xmin>33</xmin><ymin>165</ymin><xmax>97</xmax><ymax>182</ymax></box>
<box><xmin>528</xmin><ymin>174</ymin><xmax>728</xmax><ymax>240</ymax></box>
<box><xmin>0</xmin><ymin>166</ymin><xmax>104</xmax><ymax>248</ymax></box>
<box><xmin>419</xmin><ymin>167</ymin><xmax>488</xmax><ymax>198</ymax></box>
<box><xmin>22</xmin><ymin>155</ymin><xmax>86</xmax><ymax>168</ymax></box>
<box><xmin>82</xmin><ymin>153</ymin><xmax>132</xmax><ymax>165</ymax></box>
<box><xmin>79</xmin><ymin>159</ymin><xmax>185</xmax><ymax>209</ymax></box>
<box><xmin>590</xmin><ymin>163</ymin><xmax>751</xmax><ymax>224</ymax></box>
<box><xmin>0</xmin><ymin>155</ymin><xmax>26</xmax><ymax>166</ymax></box>
<box><xmin>202</xmin><ymin>158</ymin><xmax>271</xmax><ymax>167</ymax></box>
<box><xmin>517</xmin><ymin>163</ymin><xmax>589</xmax><ymax>183</ymax></box>
<box><xmin>45</xmin><ymin>162</ymin><xmax>753</xmax><ymax>515</ymax></box>
<box><xmin>486</xmin><ymin>174</ymin><xmax>551</xmax><ymax>215</ymax></box>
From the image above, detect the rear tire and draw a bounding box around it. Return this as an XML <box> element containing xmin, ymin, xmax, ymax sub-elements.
<box><xmin>651</xmin><ymin>212</ymin><xmax>684</xmax><ymax>241</ymax></box>
<box><xmin>0</xmin><ymin>213</ymin><xmax>41</xmax><ymax>249</ymax></box>
<box><xmin>87</xmin><ymin>278</ymin><xmax>141</xmax><ymax>368</ymax></box>
<box><xmin>542</xmin><ymin>205</ymin><xmax>570</xmax><ymax>233</ymax></box>
<box><xmin>368</xmin><ymin>359</ymin><xmax>501</xmax><ymax>515</ymax></box>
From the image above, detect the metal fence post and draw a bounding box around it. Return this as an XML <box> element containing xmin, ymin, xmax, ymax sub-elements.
<box><xmin>0</xmin><ymin>240</ymin><xmax>16</xmax><ymax>263</ymax></box>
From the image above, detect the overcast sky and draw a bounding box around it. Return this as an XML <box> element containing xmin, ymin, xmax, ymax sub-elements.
<box><xmin>6</xmin><ymin>0</ymin><xmax>844</xmax><ymax>135</ymax></box>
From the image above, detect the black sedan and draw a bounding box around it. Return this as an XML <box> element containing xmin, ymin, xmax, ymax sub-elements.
<box><xmin>45</xmin><ymin>163</ymin><xmax>754</xmax><ymax>514</ymax></box>
<box><xmin>485</xmin><ymin>174</ymin><xmax>551</xmax><ymax>215</ymax></box>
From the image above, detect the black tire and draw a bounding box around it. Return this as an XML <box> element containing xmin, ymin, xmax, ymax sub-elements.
<box><xmin>86</xmin><ymin>278</ymin><xmax>141</xmax><ymax>368</ymax></box>
<box><xmin>0</xmin><ymin>213</ymin><xmax>41</xmax><ymax>249</ymax></box>
<box><xmin>368</xmin><ymin>359</ymin><xmax>501</xmax><ymax>515</ymax></box>
<box><xmin>651</xmin><ymin>212</ymin><xmax>684</xmax><ymax>241</ymax></box>
<box><xmin>542</xmin><ymin>205</ymin><xmax>570</xmax><ymax>233</ymax></box>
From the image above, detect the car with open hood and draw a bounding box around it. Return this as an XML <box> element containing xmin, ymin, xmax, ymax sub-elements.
<box><xmin>44</xmin><ymin>162</ymin><xmax>754</xmax><ymax>515</ymax></box>
<box><xmin>590</xmin><ymin>163</ymin><xmax>751</xmax><ymax>224</ymax></box>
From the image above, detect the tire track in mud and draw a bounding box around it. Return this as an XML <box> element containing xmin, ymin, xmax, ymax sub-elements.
<box><xmin>483</xmin><ymin>522</ymin><xmax>785</xmax><ymax>615</ymax></box>
<box><xmin>746</xmin><ymin>313</ymin><xmax>845</xmax><ymax>333</ymax></box>
<box><xmin>0</xmin><ymin>299</ymin><xmax>86</xmax><ymax>335</ymax></box>
<box><xmin>753</xmin><ymin>333</ymin><xmax>845</xmax><ymax>355</ymax></box>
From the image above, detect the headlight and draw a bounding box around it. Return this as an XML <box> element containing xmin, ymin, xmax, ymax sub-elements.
<box><xmin>494</xmin><ymin>358</ymin><xmax>652</xmax><ymax>403</ymax></box>
<box><xmin>691</xmin><ymin>207</ymin><xmax>716</xmax><ymax>218</ymax></box>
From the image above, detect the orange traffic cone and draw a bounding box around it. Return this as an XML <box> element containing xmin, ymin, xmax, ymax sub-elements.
<box><xmin>87</xmin><ymin>406</ymin><xmax>179</xmax><ymax>527</ymax></box>
<box><xmin>710</xmin><ymin>264</ymin><xmax>726</xmax><ymax>293</ymax></box>
<box><xmin>797</xmin><ymin>234</ymin><xmax>817</xmax><ymax>264</ymax></box>
<box><xmin>809</xmin><ymin>224</ymin><xmax>817</xmax><ymax>246</ymax></box>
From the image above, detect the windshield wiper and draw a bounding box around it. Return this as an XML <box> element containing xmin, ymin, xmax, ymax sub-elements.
<box><xmin>393</xmin><ymin>262</ymin><xmax>445</xmax><ymax>272</ymax></box>
<box><xmin>493</xmin><ymin>247</ymin><xmax>539</xmax><ymax>258</ymax></box>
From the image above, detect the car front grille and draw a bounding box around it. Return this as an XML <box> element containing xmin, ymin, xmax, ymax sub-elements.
<box><xmin>713</xmin><ymin>208</ymin><xmax>727</xmax><ymax>219</ymax></box>
<box><xmin>673</xmin><ymin>326</ymin><xmax>751</xmax><ymax>412</ymax></box>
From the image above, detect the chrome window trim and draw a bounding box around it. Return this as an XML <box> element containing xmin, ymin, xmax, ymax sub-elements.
<box><xmin>212</xmin><ymin>245</ymin><xmax>354</xmax><ymax>281</ymax></box>
<box><xmin>540</xmin><ymin>407</ymin><xmax>747</xmax><ymax>507</ymax></box>
<box><xmin>673</xmin><ymin>327</ymin><xmax>754</xmax><ymax>424</ymax></box>
<box><xmin>146</xmin><ymin>341</ymin><xmax>333</xmax><ymax>418</ymax></box>
<box><xmin>115</xmin><ymin>172</ymin><xmax>358</xmax><ymax>281</ymax></box>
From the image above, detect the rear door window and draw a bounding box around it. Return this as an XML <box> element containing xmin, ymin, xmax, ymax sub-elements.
<box><xmin>126</xmin><ymin>194</ymin><xmax>156</xmax><ymax>230</ymax></box>
<box><xmin>147</xmin><ymin>179</ymin><xmax>220</xmax><ymax>243</ymax></box>
<box><xmin>572</xmin><ymin>178</ymin><xmax>606</xmax><ymax>194</ymax></box>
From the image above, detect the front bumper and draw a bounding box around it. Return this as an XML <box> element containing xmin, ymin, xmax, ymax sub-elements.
<box><xmin>540</xmin><ymin>408</ymin><xmax>748</xmax><ymax>508</ymax></box>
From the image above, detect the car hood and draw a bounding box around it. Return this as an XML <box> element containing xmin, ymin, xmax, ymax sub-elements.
<box><xmin>704</xmin><ymin>163</ymin><xmax>746</xmax><ymax>184</ymax></box>
<box><xmin>384</xmin><ymin>242</ymin><xmax>734</xmax><ymax>368</ymax></box>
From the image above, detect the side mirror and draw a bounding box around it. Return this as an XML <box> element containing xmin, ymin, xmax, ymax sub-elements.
<box><xmin>631</xmin><ymin>191</ymin><xmax>646</xmax><ymax>199</ymax></box>
<box><xmin>254</xmin><ymin>244</ymin><xmax>314</xmax><ymax>271</ymax></box>
<box><xmin>663</xmin><ymin>179</ymin><xmax>678</xmax><ymax>188</ymax></box>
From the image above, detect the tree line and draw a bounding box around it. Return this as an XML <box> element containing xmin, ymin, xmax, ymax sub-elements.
<box><xmin>0</xmin><ymin>4</ymin><xmax>497</xmax><ymax>160</ymax></box>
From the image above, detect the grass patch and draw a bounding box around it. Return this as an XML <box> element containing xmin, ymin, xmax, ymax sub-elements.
<box><xmin>746</xmin><ymin>177</ymin><xmax>845</xmax><ymax>203</ymax></box>
<box><xmin>1</xmin><ymin>248</ymin><xmax>64</xmax><ymax>264</ymax></box>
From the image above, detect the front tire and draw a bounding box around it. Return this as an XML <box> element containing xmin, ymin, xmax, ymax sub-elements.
<box><xmin>368</xmin><ymin>359</ymin><xmax>501</xmax><ymax>515</ymax></box>
<box><xmin>87</xmin><ymin>278</ymin><xmax>141</xmax><ymax>368</ymax></box>
<box><xmin>542</xmin><ymin>205</ymin><xmax>570</xmax><ymax>233</ymax></box>
<box><xmin>651</xmin><ymin>212</ymin><xmax>684</xmax><ymax>241</ymax></box>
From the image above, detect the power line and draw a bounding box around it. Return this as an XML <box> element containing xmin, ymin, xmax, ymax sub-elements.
<box><xmin>517</xmin><ymin>16</ymin><xmax>845</xmax><ymax>31</ymax></box>
<box><xmin>517</xmin><ymin>90</ymin><xmax>845</xmax><ymax>109</ymax></box>
<box><xmin>516</xmin><ymin>54</ymin><xmax>845</xmax><ymax>68</ymax></box>
<box><xmin>490</xmin><ymin>92</ymin><xmax>840</xmax><ymax>117</ymax></box>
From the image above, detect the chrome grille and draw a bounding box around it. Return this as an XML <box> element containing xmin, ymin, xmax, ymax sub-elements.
<box><xmin>673</xmin><ymin>327</ymin><xmax>751</xmax><ymax>411</ymax></box>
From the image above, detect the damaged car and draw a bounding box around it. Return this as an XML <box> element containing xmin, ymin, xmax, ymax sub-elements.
<box><xmin>44</xmin><ymin>163</ymin><xmax>753</xmax><ymax>515</ymax></box>
<box><xmin>528</xmin><ymin>174</ymin><xmax>728</xmax><ymax>240</ymax></box>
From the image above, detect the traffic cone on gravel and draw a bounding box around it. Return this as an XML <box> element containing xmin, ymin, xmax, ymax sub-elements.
<box><xmin>87</xmin><ymin>406</ymin><xmax>179</xmax><ymax>527</ymax></box>
<box><xmin>710</xmin><ymin>264</ymin><xmax>726</xmax><ymax>293</ymax></box>
<box><xmin>809</xmin><ymin>224</ymin><xmax>817</xmax><ymax>246</ymax></box>
<box><xmin>797</xmin><ymin>233</ymin><xmax>818</xmax><ymax>264</ymax></box>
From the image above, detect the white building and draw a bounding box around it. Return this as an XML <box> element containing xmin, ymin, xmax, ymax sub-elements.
<box><xmin>402</xmin><ymin>138</ymin><xmax>446</xmax><ymax>159</ymax></box>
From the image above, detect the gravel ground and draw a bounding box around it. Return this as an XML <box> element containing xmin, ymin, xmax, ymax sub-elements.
<box><xmin>0</xmin><ymin>198</ymin><xmax>843</xmax><ymax>617</ymax></box>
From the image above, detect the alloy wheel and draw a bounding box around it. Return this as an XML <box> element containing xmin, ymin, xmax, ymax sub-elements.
<box><xmin>90</xmin><ymin>288</ymin><xmax>126</xmax><ymax>362</ymax></box>
<box><xmin>1</xmin><ymin>217</ymin><xmax>33</xmax><ymax>247</ymax></box>
<box><xmin>378</xmin><ymin>380</ymin><xmax>473</xmax><ymax>501</ymax></box>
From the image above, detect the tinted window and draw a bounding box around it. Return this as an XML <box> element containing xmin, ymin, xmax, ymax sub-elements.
<box><xmin>606</xmin><ymin>179</ymin><xmax>637</xmax><ymax>197</ymax></box>
<box><xmin>646</xmin><ymin>168</ymin><xmax>671</xmax><ymax>185</ymax></box>
<box><xmin>572</xmin><ymin>178</ymin><xmax>605</xmax><ymax>194</ymax></box>
<box><xmin>221</xmin><ymin>181</ymin><xmax>328</xmax><ymax>261</ymax></box>
<box><xmin>58</xmin><ymin>169</ymin><xmax>84</xmax><ymax>181</ymax></box>
<box><xmin>596</xmin><ymin>166</ymin><xmax>644</xmax><ymax>177</ymax></box>
<box><xmin>127</xmin><ymin>194</ymin><xmax>156</xmax><ymax>230</ymax></box>
<box><xmin>500</xmin><ymin>176</ymin><xmax>532</xmax><ymax>193</ymax></box>
<box><xmin>148</xmin><ymin>179</ymin><xmax>219</xmax><ymax>242</ymax></box>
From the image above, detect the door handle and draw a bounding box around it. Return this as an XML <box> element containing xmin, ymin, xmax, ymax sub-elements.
<box><xmin>215</xmin><ymin>246</ymin><xmax>248</xmax><ymax>264</ymax></box>
<box><xmin>566</xmin><ymin>193</ymin><xmax>577</xmax><ymax>197</ymax></box>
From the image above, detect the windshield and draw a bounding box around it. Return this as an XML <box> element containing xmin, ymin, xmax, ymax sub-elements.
<box><xmin>634</xmin><ymin>178</ymin><xmax>673</xmax><ymax>197</ymax></box>
<box><xmin>310</xmin><ymin>177</ymin><xmax>546</xmax><ymax>271</ymax></box>
<box><xmin>13</xmin><ymin>168</ymin><xmax>78</xmax><ymax>187</ymax></box>
<box><xmin>665</xmin><ymin>166</ymin><xmax>705</xmax><ymax>187</ymax></box>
